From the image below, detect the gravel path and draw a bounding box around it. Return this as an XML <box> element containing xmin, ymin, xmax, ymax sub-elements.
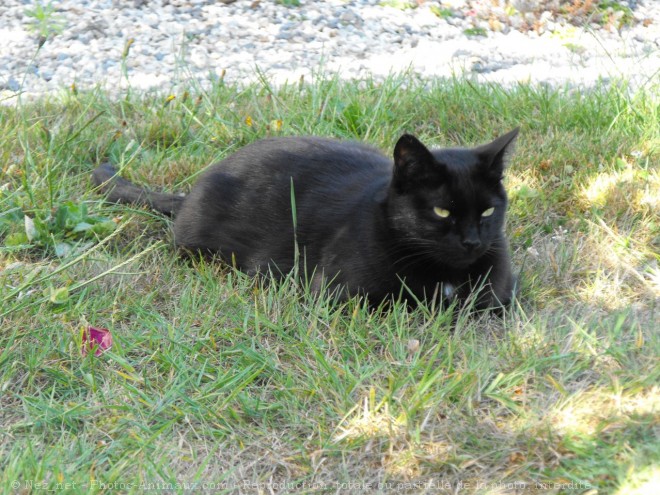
<box><xmin>1</xmin><ymin>0</ymin><xmax>659</xmax><ymax>101</ymax></box>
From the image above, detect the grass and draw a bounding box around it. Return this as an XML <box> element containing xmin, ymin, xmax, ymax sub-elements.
<box><xmin>0</xmin><ymin>72</ymin><xmax>658</xmax><ymax>494</ymax></box>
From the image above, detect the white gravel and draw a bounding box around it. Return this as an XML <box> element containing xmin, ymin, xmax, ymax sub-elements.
<box><xmin>1</xmin><ymin>0</ymin><xmax>659</xmax><ymax>102</ymax></box>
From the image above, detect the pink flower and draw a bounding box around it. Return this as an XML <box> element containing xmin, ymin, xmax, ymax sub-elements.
<box><xmin>82</xmin><ymin>327</ymin><xmax>113</xmax><ymax>356</ymax></box>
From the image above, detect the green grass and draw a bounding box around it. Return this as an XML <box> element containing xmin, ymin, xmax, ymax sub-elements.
<box><xmin>1</xmin><ymin>73</ymin><xmax>658</xmax><ymax>494</ymax></box>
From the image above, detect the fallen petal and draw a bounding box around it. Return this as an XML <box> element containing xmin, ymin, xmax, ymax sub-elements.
<box><xmin>82</xmin><ymin>326</ymin><xmax>113</xmax><ymax>357</ymax></box>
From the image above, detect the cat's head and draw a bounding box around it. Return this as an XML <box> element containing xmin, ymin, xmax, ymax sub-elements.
<box><xmin>387</xmin><ymin>128</ymin><xmax>519</xmax><ymax>268</ymax></box>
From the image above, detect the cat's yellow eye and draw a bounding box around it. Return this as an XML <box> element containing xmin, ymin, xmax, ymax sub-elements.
<box><xmin>481</xmin><ymin>207</ymin><xmax>495</xmax><ymax>217</ymax></box>
<box><xmin>433</xmin><ymin>207</ymin><xmax>451</xmax><ymax>218</ymax></box>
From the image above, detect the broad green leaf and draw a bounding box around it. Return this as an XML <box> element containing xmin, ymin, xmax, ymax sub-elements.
<box><xmin>55</xmin><ymin>241</ymin><xmax>73</xmax><ymax>258</ymax></box>
<box><xmin>73</xmin><ymin>222</ymin><xmax>93</xmax><ymax>233</ymax></box>
<box><xmin>44</xmin><ymin>286</ymin><xmax>70</xmax><ymax>305</ymax></box>
<box><xmin>5</xmin><ymin>231</ymin><xmax>29</xmax><ymax>246</ymax></box>
<box><xmin>90</xmin><ymin>220</ymin><xmax>117</xmax><ymax>236</ymax></box>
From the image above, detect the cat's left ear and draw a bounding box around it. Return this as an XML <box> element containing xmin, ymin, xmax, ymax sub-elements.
<box><xmin>477</xmin><ymin>127</ymin><xmax>519</xmax><ymax>181</ymax></box>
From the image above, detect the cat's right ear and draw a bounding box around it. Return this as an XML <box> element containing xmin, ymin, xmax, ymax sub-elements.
<box><xmin>392</xmin><ymin>134</ymin><xmax>439</xmax><ymax>191</ymax></box>
<box><xmin>477</xmin><ymin>127</ymin><xmax>520</xmax><ymax>181</ymax></box>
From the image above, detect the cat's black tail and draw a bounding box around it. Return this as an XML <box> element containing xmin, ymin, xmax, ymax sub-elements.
<box><xmin>91</xmin><ymin>163</ymin><xmax>185</xmax><ymax>216</ymax></box>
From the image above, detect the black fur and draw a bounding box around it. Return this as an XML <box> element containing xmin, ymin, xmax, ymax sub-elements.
<box><xmin>92</xmin><ymin>129</ymin><xmax>519</xmax><ymax>309</ymax></box>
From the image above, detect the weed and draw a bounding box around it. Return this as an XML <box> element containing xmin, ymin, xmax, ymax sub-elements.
<box><xmin>430</xmin><ymin>6</ymin><xmax>454</xmax><ymax>19</ymax></box>
<box><xmin>463</xmin><ymin>26</ymin><xmax>488</xmax><ymax>37</ymax></box>
<box><xmin>380</xmin><ymin>0</ymin><xmax>417</xmax><ymax>10</ymax></box>
<box><xmin>276</xmin><ymin>0</ymin><xmax>301</xmax><ymax>7</ymax></box>
<box><xmin>23</xmin><ymin>0</ymin><xmax>66</xmax><ymax>43</ymax></box>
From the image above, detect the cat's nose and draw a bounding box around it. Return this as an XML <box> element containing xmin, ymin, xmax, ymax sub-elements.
<box><xmin>461</xmin><ymin>238</ymin><xmax>481</xmax><ymax>252</ymax></box>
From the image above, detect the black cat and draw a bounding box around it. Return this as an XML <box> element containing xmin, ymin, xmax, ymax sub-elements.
<box><xmin>93</xmin><ymin>129</ymin><xmax>519</xmax><ymax>309</ymax></box>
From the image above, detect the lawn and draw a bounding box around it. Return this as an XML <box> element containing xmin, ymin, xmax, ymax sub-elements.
<box><xmin>1</xmin><ymin>73</ymin><xmax>658</xmax><ymax>494</ymax></box>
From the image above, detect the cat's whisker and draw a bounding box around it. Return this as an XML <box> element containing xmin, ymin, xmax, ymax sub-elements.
<box><xmin>393</xmin><ymin>249</ymin><xmax>441</xmax><ymax>273</ymax></box>
<box><xmin>383</xmin><ymin>240</ymin><xmax>436</xmax><ymax>258</ymax></box>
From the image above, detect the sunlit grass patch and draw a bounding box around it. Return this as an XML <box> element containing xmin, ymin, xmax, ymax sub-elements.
<box><xmin>580</xmin><ymin>158</ymin><xmax>660</xmax><ymax>213</ymax></box>
<box><xmin>615</xmin><ymin>465</ymin><xmax>660</xmax><ymax>495</ymax></box>
<box><xmin>333</xmin><ymin>392</ymin><xmax>406</xmax><ymax>444</ymax></box>
<box><xmin>550</xmin><ymin>386</ymin><xmax>660</xmax><ymax>437</ymax></box>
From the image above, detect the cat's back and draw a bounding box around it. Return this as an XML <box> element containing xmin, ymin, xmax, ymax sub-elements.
<box><xmin>217</xmin><ymin>136</ymin><xmax>391</xmax><ymax>181</ymax></box>
<box><xmin>193</xmin><ymin>135</ymin><xmax>393</xmax><ymax>213</ymax></box>
<box><xmin>174</xmin><ymin>136</ymin><xmax>393</xmax><ymax>259</ymax></box>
